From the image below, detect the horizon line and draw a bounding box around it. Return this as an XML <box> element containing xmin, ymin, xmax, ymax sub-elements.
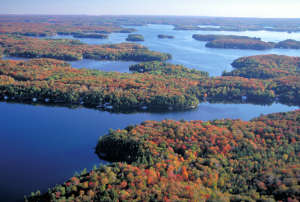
<box><xmin>1</xmin><ymin>13</ymin><xmax>300</xmax><ymax>20</ymax></box>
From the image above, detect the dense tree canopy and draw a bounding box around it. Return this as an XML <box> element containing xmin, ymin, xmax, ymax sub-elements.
<box><xmin>158</xmin><ymin>34</ymin><xmax>174</xmax><ymax>39</ymax></box>
<box><xmin>192</xmin><ymin>34</ymin><xmax>260</xmax><ymax>41</ymax></box>
<box><xmin>0</xmin><ymin>34</ymin><xmax>171</xmax><ymax>61</ymax></box>
<box><xmin>205</xmin><ymin>39</ymin><xmax>274</xmax><ymax>50</ymax></box>
<box><xmin>1</xmin><ymin>15</ymin><xmax>300</xmax><ymax>33</ymax></box>
<box><xmin>0</xmin><ymin>59</ymin><xmax>200</xmax><ymax>110</ymax></box>
<box><xmin>193</xmin><ymin>34</ymin><xmax>300</xmax><ymax>50</ymax></box>
<box><xmin>0</xmin><ymin>55</ymin><xmax>300</xmax><ymax>112</ymax></box>
<box><xmin>126</xmin><ymin>34</ymin><xmax>145</xmax><ymax>42</ymax></box>
<box><xmin>28</xmin><ymin>110</ymin><xmax>300</xmax><ymax>201</ymax></box>
<box><xmin>275</xmin><ymin>39</ymin><xmax>300</xmax><ymax>49</ymax></box>
<box><xmin>129</xmin><ymin>61</ymin><xmax>209</xmax><ymax>79</ymax></box>
<box><xmin>0</xmin><ymin>22</ymin><xmax>135</xmax><ymax>37</ymax></box>
<box><xmin>225</xmin><ymin>54</ymin><xmax>300</xmax><ymax>79</ymax></box>
<box><xmin>1</xmin><ymin>15</ymin><xmax>299</xmax><ymax>202</ymax></box>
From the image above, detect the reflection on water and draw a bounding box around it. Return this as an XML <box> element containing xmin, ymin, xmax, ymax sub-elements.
<box><xmin>42</xmin><ymin>24</ymin><xmax>300</xmax><ymax>76</ymax></box>
<box><xmin>4</xmin><ymin>24</ymin><xmax>300</xmax><ymax>76</ymax></box>
<box><xmin>69</xmin><ymin>59</ymin><xmax>137</xmax><ymax>73</ymax></box>
<box><xmin>0</xmin><ymin>101</ymin><xmax>298</xmax><ymax>201</ymax></box>
<box><xmin>1</xmin><ymin>24</ymin><xmax>300</xmax><ymax>201</ymax></box>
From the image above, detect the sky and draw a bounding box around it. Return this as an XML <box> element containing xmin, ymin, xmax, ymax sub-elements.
<box><xmin>1</xmin><ymin>0</ymin><xmax>300</xmax><ymax>18</ymax></box>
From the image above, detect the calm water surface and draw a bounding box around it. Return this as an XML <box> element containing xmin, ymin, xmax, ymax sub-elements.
<box><xmin>1</xmin><ymin>25</ymin><xmax>300</xmax><ymax>201</ymax></box>
<box><xmin>0</xmin><ymin>101</ymin><xmax>298</xmax><ymax>201</ymax></box>
<box><xmin>6</xmin><ymin>24</ymin><xmax>300</xmax><ymax>75</ymax></box>
<box><xmin>46</xmin><ymin>24</ymin><xmax>300</xmax><ymax>76</ymax></box>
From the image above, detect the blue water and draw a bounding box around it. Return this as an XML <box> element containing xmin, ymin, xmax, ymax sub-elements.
<box><xmin>9</xmin><ymin>24</ymin><xmax>300</xmax><ymax>76</ymax></box>
<box><xmin>45</xmin><ymin>24</ymin><xmax>300</xmax><ymax>76</ymax></box>
<box><xmin>2</xmin><ymin>56</ymin><xmax>29</xmax><ymax>61</ymax></box>
<box><xmin>198</xmin><ymin>25</ymin><xmax>221</xmax><ymax>28</ymax></box>
<box><xmin>0</xmin><ymin>24</ymin><xmax>300</xmax><ymax>201</ymax></box>
<box><xmin>69</xmin><ymin>60</ymin><xmax>137</xmax><ymax>73</ymax></box>
<box><xmin>1</xmin><ymin>57</ymin><xmax>136</xmax><ymax>73</ymax></box>
<box><xmin>0</xmin><ymin>101</ymin><xmax>298</xmax><ymax>201</ymax></box>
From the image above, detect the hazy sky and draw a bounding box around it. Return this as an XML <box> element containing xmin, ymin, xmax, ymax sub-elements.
<box><xmin>1</xmin><ymin>0</ymin><xmax>300</xmax><ymax>18</ymax></box>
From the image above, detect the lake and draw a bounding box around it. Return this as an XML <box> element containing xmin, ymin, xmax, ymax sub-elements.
<box><xmin>42</xmin><ymin>24</ymin><xmax>300</xmax><ymax>76</ymax></box>
<box><xmin>6</xmin><ymin>24</ymin><xmax>300</xmax><ymax>76</ymax></box>
<box><xmin>0</xmin><ymin>24</ymin><xmax>300</xmax><ymax>201</ymax></box>
<box><xmin>0</xmin><ymin>101</ymin><xmax>298</xmax><ymax>201</ymax></box>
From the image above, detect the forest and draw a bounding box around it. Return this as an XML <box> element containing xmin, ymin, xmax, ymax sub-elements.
<box><xmin>192</xmin><ymin>34</ymin><xmax>261</xmax><ymax>41</ymax></box>
<box><xmin>0</xmin><ymin>15</ymin><xmax>299</xmax><ymax>202</ymax></box>
<box><xmin>0</xmin><ymin>55</ymin><xmax>299</xmax><ymax>112</ymax></box>
<box><xmin>275</xmin><ymin>39</ymin><xmax>300</xmax><ymax>49</ymax></box>
<box><xmin>0</xmin><ymin>15</ymin><xmax>300</xmax><ymax>32</ymax></box>
<box><xmin>0</xmin><ymin>34</ymin><xmax>171</xmax><ymax>61</ymax></box>
<box><xmin>225</xmin><ymin>54</ymin><xmax>300</xmax><ymax>79</ymax></box>
<box><xmin>28</xmin><ymin>110</ymin><xmax>300</xmax><ymax>201</ymax></box>
<box><xmin>0</xmin><ymin>22</ymin><xmax>136</xmax><ymax>37</ymax></box>
<box><xmin>174</xmin><ymin>24</ymin><xmax>300</xmax><ymax>33</ymax></box>
<box><xmin>193</xmin><ymin>34</ymin><xmax>300</xmax><ymax>50</ymax></box>
<box><xmin>126</xmin><ymin>34</ymin><xmax>145</xmax><ymax>42</ymax></box>
<box><xmin>0</xmin><ymin>59</ymin><xmax>201</xmax><ymax>110</ymax></box>
<box><xmin>205</xmin><ymin>38</ymin><xmax>274</xmax><ymax>50</ymax></box>
<box><xmin>71</xmin><ymin>33</ymin><xmax>109</xmax><ymax>39</ymax></box>
<box><xmin>158</xmin><ymin>34</ymin><xmax>174</xmax><ymax>39</ymax></box>
<box><xmin>1</xmin><ymin>15</ymin><xmax>300</xmax><ymax>33</ymax></box>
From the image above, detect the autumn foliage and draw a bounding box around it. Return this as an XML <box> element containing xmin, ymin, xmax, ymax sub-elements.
<box><xmin>0</xmin><ymin>34</ymin><xmax>171</xmax><ymax>61</ymax></box>
<box><xmin>0</xmin><ymin>59</ymin><xmax>200</xmax><ymax>110</ymax></box>
<box><xmin>0</xmin><ymin>22</ymin><xmax>135</xmax><ymax>37</ymax></box>
<box><xmin>29</xmin><ymin>110</ymin><xmax>300</xmax><ymax>201</ymax></box>
<box><xmin>1</xmin><ymin>54</ymin><xmax>300</xmax><ymax>111</ymax></box>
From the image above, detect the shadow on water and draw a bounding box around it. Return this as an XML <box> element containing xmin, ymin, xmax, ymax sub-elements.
<box><xmin>1</xmin><ymin>24</ymin><xmax>300</xmax><ymax>201</ymax></box>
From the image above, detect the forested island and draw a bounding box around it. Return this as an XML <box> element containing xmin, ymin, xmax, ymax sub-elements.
<box><xmin>1</xmin><ymin>15</ymin><xmax>300</xmax><ymax>33</ymax></box>
<box><xmin>0</xmin><ymin>34</ymin><xmax>170</xmax><ymax>61</ymax></box>
<box><xmin>28</xmin><ymin>110</ymin><xmax>300</xmax><ymax>201</ymax></box>
<box><xmin>192</xmin><ymin>34</ymin><xmax>261</xmax><ymax>41</ymax></box>
<box><xmin>0</xmin><ymin>22</ymin><xmax>136</xmax><ymax>37</ymax></box>
<box><xmin>0</xmin><ymin>55</ymin><xmax>299</xmax><ymax>112</ymax></box>
<box><xmin>129</xmin><ymin>61</ymin><xmax>208</xmax><ymax>79</ymax></box>
<box><xmin>193</xmin><ymin>34</ymin><xmax>300</xmax><ymax>50</ymax></box>
<box><xmin>0</xmin><ymin>14</ymin><xmax>300</xmax><ymax>202</ymax></box>
<box><xmin>174</xmin><ymin>24</ymin><xmax>300</xmax><ymax>33</ymax></box>
<box><xmin>126</xmin><ymin>34</ymin><xmax>145</xmax><ymax>42</ymax></box>
<box><xmin>71</xmin><ymin>33</ymin><xmax>109</xmax><ymax>39</ymax></box>
<box><xmin>275</xmin><ymin>39</ymin><xmax>300</xmax><ymax>49</ymax></box>
<box><xmin>206</xmin><ymin>39</ymin><xmax>274</xmax><ymax>50</ymax></box>
<box><xmin>0</xmin><ymin>59</ymin><xmax>202</xmax><ymax>111</ymax></box>
<box><xmin>158</xmin><ymin>34</ymin><xmax>174</xmax><ymax>39</ymax></box>
<box><xmin>224</xmin><ymin>54</ymin><xmax>300</xmax><ymax>79</ymax></box>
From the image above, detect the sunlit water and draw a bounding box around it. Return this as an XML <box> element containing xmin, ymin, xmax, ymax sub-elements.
<box><xmin>69</xmin><ymin>60</ymin><xmax>137</xmax><ymax>73</ymax></box>
<box><xmin>1</xmin><ymin>24</ymin><xmax>300</xmax><ymax>201</ymax></box>
<box><xmin>46</xmin><ymin>24</ymin><xmax>300</xmax><ymax>76</ymax></box>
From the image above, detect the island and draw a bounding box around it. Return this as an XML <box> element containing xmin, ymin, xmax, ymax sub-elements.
<box><xmin>72</xmin><ymin>33</ymin><xmax>109</xmax><ymax>39</ymax></box>
<box><xmin>2</xmin><ymin>15</ymin><xmax>300</xmax><ymax>34</ymax></box>
<box><xmin>0</xmin><ymin>21</ymin><xmax>136</xmax><ymax>37</ymax></box>
<box><xmin>0</xmin><ymin>59</ymin><xmax>201</xmax><ymax>111</ymax></box>
<box><xmin>126</xmin><ymin>34</ymin><xmax>145</xmax><ymax>42</ymax></box>
<box><xmin>0</xmin><ymin>34</ymin><xmax>170</xmax><ymax>61</ymax></box>
<box><xmin>1</xmin><ymin>55</ymin><xmax>300</xmax><ymax>111</ymax></box>
<box><xmin>157</xmin><ymin>34</ymin><xmax>174</xmax><ymax>39</ymax></box>
<box><xmin>174</xmin><ymin>23</ymin><xmax>300</xmax><ymax>33</ymax></box>
<box><xmin>1</xmin><ymin>15</ymin><xmax>300</xmax><ymax>202</ymax></box>
<box><xmin>275</xmin><ymin>39</ymin><xmax>300</xmax><ymax>49</ymax></box>
<box><xmin>193</xmin><ymin>34</ymin><xmax>300</xmax><ymax>50</ymax></box>
<box><xmin>225</xmin><ymin>54</ymin><xmax>300</xmax><ymax>79</ymax></box>
<box><xmin>129</xmin><ymin>61</ymin><xmax>208</xmax><ymax>79</ymax></box>
<box><xmin>205</xmin><ymin>38</ymin><xmax>275</xmax><ymax>50</ymax></box>
<box><xmin>193</xmin><ymin>34</ymin><xmax>274</xmax><ymax>50</ymax></box>
<box><xmin>192</xmin><ymin>34</ymin><xmax>260</xmax><ymax>41</ymax></box>
<box><xmin>28</xmin><ymin>110</ymin><xmax>300</xmax><ymax>201</ymax></box>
